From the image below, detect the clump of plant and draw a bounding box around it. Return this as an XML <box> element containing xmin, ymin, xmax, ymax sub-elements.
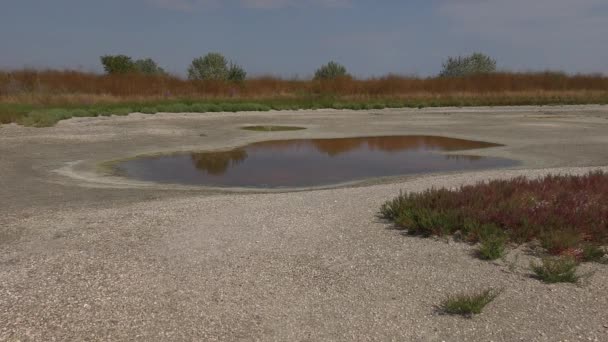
<box><xmin>440</xmin><ymin>52</ymin><xmax>497</xmax><ymax>77</ymax></box>
<box><xmin>228</xmin><ymin>62</ymin><xmax>247</xmax><ymax>82</ymax></box>
<box><xmin>314</xmin><ymin>61</ymin><xmax>350</xmax><ymax>80</ymax></box>
<box><xmin>440</xmin><ymin>289</ymin><xmax>500</xmax><ymax>317</ymax></box>
<box><xmin>188</xmin><ymin>53</ymin><xmax>246</xmax><ymax>81</ymax></box>
<box><xmin>100</xmin><ymin>55</ymin><xmax>166</xmax><ymax>75</ymax></box>
<box><xmin>100</xmin><ymin>55</ymin><xmax>137</xmax><ymax>74</ymax></box>
<box><xmin>477</xmin><ymin>225</ymin><xmax>508</xmax><ymax>260</ymax></box>
<box><xmin>133</xmin><ymin>58</ymin><xmax>166</xmax><ymax>75</ymax></box>
<box><xmin>531</xmin><ymin>256</ymin><xmax>580</xmax><ymax>283</ymax></box>
<box><xmin>540</xmin><ymin>229</ymin><xmax>582</xmax><ymax>255</ymax></box>
<box><xmin>380</xmin><ymin>172</ymin><xmax>608</xmax><ymax>258</ymax></box>
<box><xmin>581</xmin><ymin>245</ymin><xmax>607</xmax><ymax>263</ymax></box>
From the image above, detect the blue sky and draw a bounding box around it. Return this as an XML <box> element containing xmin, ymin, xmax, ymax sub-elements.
<box><xmin>1</xmin><ymin>0</ymin><xmax>607</xmax><ymax>77</ymax></box>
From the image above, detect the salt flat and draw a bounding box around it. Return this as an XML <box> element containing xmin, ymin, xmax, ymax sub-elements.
<box><xmin>1</xmin><ymin>105</ymin><xmax>608</xmax><ymax>341</ymax></box>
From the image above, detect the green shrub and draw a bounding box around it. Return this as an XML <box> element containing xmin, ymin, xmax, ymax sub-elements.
<box><xmin>581</xmin><ymin>245</ymin><xmax>606</xmax><ymax>263</ymax></box>
<box><xmin>100</xmin><ymin>55</ymin><xmax>137</xmax><ymax>74</ymax></box>
<box><xmin>205</xmin><ymin>104</ymin><xmax>222</xmax><ymax>112</ymax></box>
<box><xmin>440</xmin><ymin>289</ymin><xmax>500</xmax><ymax>317</ymax></box>
<box><xmin>477</xmin><ymin>226</ymin><xmax>507</xmax><ymax>260</ymax></box>
<box><xmin>228</xmin><ymin>62</ymin><xmax>247</xmax><ymax>82</ymax></box>
<box><xmin>531</xmin><ymin>256</ymin><xmax>580</xmax><ymax>283</ymax></box>
<box><xmin>139</xmin><ymin>107</ymin><xmax>158</xmax><ymax>114</ymax></box>
<box><xmin>134</xmin><ymin>58</ymin><xmax>166</xmax><ymax>75</ymax></box>
<box><xmin>187</xmin><ymin>103</ymin><xmax>209</xmax><ymax>112</ymax></box>
<box><xmin>314</xmin><ymin>61</ymin><xmax>350</xmax><ymax>80</ymax></box>
<box><xmin>157</xmin><ymin>103</ymin><xmax>192</xmax><ymax>113</ymax></box>
<box><xmin>187</xmin><ymin>53</ymin><xmax>247</xmax><ymax>82</ymax></box>
<box><xmin>111</xmin><ymin>107</ymin><xmax>133</xmax><ymax>116</ymax></box>
<box><xmin>380</xmin><ymin>191</ymin><xmax>410</xmax><ymax>221</ymax></box>
<box><xmin>395</xmin><ymin>208</ymin><xmax>461</xmax><ymax>237</ymax></box>
<box><xmin>440</xmin><ymin>53</ymin><xmax>497</xmax><ymax>77</ymax></box>
<box><xmin>188</xmin><ymin>53</ymin><xmax>229</xmax><ymax>81</ymax></box>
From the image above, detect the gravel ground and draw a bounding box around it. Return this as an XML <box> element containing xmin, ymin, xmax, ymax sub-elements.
<box><xmin>1</xmin><ymin>106</ymin><xmax>608</xmax><ymax>341</ymax></box>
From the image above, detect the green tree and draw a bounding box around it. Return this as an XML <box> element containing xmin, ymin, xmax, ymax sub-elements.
<box><xmin>188</xmin><ymin>53</ymin><xmax>229</xmax><ymax>80</ymax></box>
<box><xmin>100</xmin><ymin>55</ymin><xmax>137</xmax><ymax>74</ymax></box>
<box><xmin>134</xmin><ymin>58</ymin><xmax>166</xmax><ymax>75</ymax></box>
<box><xmin>314</xmin><ymin>61</ymin><xmax>350</xmax><ymax>80</ymax></box>
<box><xmin>227</xmin><ymin>62</ymin><xmax>247</xmax><ymax>82</ymax></box>
<box><xmin>439</xmin><ymin>53</ymin><xmax>497</xmax><ymax>77</ymax></box>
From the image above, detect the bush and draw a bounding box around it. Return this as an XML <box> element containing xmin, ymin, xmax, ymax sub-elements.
<box><xmin>228</xmin><ymin>62</ymin><xmax>247</xmax><ymax>82</ymax></box>
<box><xmin>134</xmin><ymin>58</ymin><xmax>166</xmax><ymax>75</ymax></box>
<box><xmin>187</xmin><ymin>53</ymin><xmax>247</xmax><ymax>82</ymax></box>
<box><xmin>101</xmin><ymin>55</ymin><xmax>165</xmax><ymax>75</ymax></box>
<box><xmin>188</xmin><ymin>53</ymin><xmax>229</xmax><ymax>81</ymax></box>
<box><xmin>381</xmin><ymin>172</ymin><xmax>608</xmax><ymax>255</ymax></box>
<box><xmin>100</xmin><ymin>55</ymin><xmax>137</xmax><ymax>74</ymax></box>
<box><xmin>477</xmin><ymin>225</ymin><xmax>507</xmax><ymax>260</ymax></box>
<box><xmin>581</xmin><ymin>245</ymin><xmax>606</xmax><ymax>263</ymax></box>
<box><xmin>540</xmin><ymin>229</ymin><xmax>582</xmax><ymax>255</ymax></box>
<box><xmin>531</xmin><ymin>256</ymin><xmax>580</xmax><ymax>283</ymax></box>
<box><xmin>440</xmin><ymin>53</ymin><xmax>497</xmax><ymax>77</ymax></box>
<box><xmin>440</xmin><ymin>289</ymin><xmax>500</xmax><ymax>317</ymax></box>
<box><xmin>314</xmin><ymin>61</ymin><xmax>350</xmax><ymax>80</ymax></box>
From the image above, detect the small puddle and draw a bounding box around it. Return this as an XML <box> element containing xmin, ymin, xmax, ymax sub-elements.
<box><xmin>113</xmin><ymin>136</ymin><xmax>517</xmax><ymax>188</ymax></box>
<box><xmin>241</xmin><ymin>125</ymin><xmax>307</xmax><ymax>132</ymax></box>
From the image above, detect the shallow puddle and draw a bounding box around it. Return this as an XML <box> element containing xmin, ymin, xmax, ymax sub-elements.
<box><xmin>114</xmin><ymin>136</ymin><xmax>516</xmax><ymax>188</ymax></box>
<box><xmin>241</xmin><ymin>125</ymin><xmax>306</xmax><ymax>132</ymax></box>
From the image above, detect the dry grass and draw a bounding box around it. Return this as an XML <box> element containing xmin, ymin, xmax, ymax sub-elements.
<box><xmin>1</xmin><ymin>69</ymin><xmax>608</xmax><ymax>126</ymax></box>
<box><xmin>2</xmin><ymin>69</ymin><xmax>608</xmax><ymax>102</ymax></box>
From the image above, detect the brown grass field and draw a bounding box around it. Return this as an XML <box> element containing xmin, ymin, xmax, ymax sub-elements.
<box><xmin>1</xmin><ymin>69</ymin><xmax>607</xmax><ymax>126</ymax></box>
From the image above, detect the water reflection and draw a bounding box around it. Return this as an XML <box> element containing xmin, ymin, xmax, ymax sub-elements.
<box><xmin>116</xmin><ymin>136</ymin><xmax>516</xmax><ymax>188</ymax></box>
<box><xmin>190</xmin><ymin>149</ymin><xmax>248</xmax><ymax>175</ymax></box>
<box><xmin>249</xmin><ymin>136</ymin><xmax>499</xmax><ymax>155</ymax></box>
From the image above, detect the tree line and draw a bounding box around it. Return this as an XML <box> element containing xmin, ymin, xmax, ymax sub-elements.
<box><xmin>100</xmin><ymin>52</ymin><xmax>497</xmax><ymax>80</ymax></box>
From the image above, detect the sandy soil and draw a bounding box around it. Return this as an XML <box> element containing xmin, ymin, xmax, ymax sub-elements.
<box><xmin>1</xmin><ymin>105</ymin><xmax>608</xmax><ymax>341</ymax></box>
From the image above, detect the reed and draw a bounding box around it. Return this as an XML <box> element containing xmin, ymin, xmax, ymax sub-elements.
<box><xmin>1</xmin><ymin>69</ymin><xmax>607</xmax><ymax>126</ymax></box>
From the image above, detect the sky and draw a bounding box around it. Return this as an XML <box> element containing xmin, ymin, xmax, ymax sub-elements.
<box><xmin>1</xmin><ymin>0</ymin><xmax>607</xmax><ymax>78</ymax></box>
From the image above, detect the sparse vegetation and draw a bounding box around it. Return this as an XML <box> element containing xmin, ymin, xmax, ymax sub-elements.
<box><xmin>381</xmin><ymin>172</ymin><xmax>608</xmax><ymax>259</ymax></box>
<box><xmin>531</xmin><ymin>256</ymin><xmax>580</xmax><ymax>283</ymax></box>
<box><xmin>440</xmin><ymin>289</ymin><xmax>500</xmax><ymax>317</ymax></box>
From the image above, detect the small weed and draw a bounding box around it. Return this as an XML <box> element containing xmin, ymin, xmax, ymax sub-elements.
<box><xmin>440</xmin><ymin>289</ymin><xmax>500</xmax><ymax>317</ymax></box>
<box><xmin>477</xmin><ymin>232</ymin><xmax>507</xmax><ymax>260</ymax></box>
<box><xmin>531</xmin><ymin>256</ymin><xmax>580</xmax><ymax>283</ymax></box>
<box><xmin>581</xmin><ymin>245</ymin><xmax>606</xmax><ymax>263</ymax></box>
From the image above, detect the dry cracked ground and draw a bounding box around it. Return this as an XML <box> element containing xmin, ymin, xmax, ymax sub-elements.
<box><xmin>1</xmin><ymin>106</ymin><xmax>608</xmax><ymax>341</ymax></box>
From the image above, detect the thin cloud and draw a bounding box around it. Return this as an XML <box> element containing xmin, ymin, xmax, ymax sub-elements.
<box><xmin>436</xmin><ymin>0</ymin><xmax>608</xmax><ymax>72</ymax></box>
<box><xmin>438</xmin><ymin>0</ymin><xmax>607</xmax><ymax>38</ymax></box>
<box><xmin>149</xmin><ymin>0</ymin><xmax>351</xmax><ymax>11</ymax></box>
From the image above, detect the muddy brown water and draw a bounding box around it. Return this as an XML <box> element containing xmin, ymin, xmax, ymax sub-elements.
<box><xmin>114</xmin><ymin>136</ymin><xmax>517</xmax><ymax>188</ymax></box>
